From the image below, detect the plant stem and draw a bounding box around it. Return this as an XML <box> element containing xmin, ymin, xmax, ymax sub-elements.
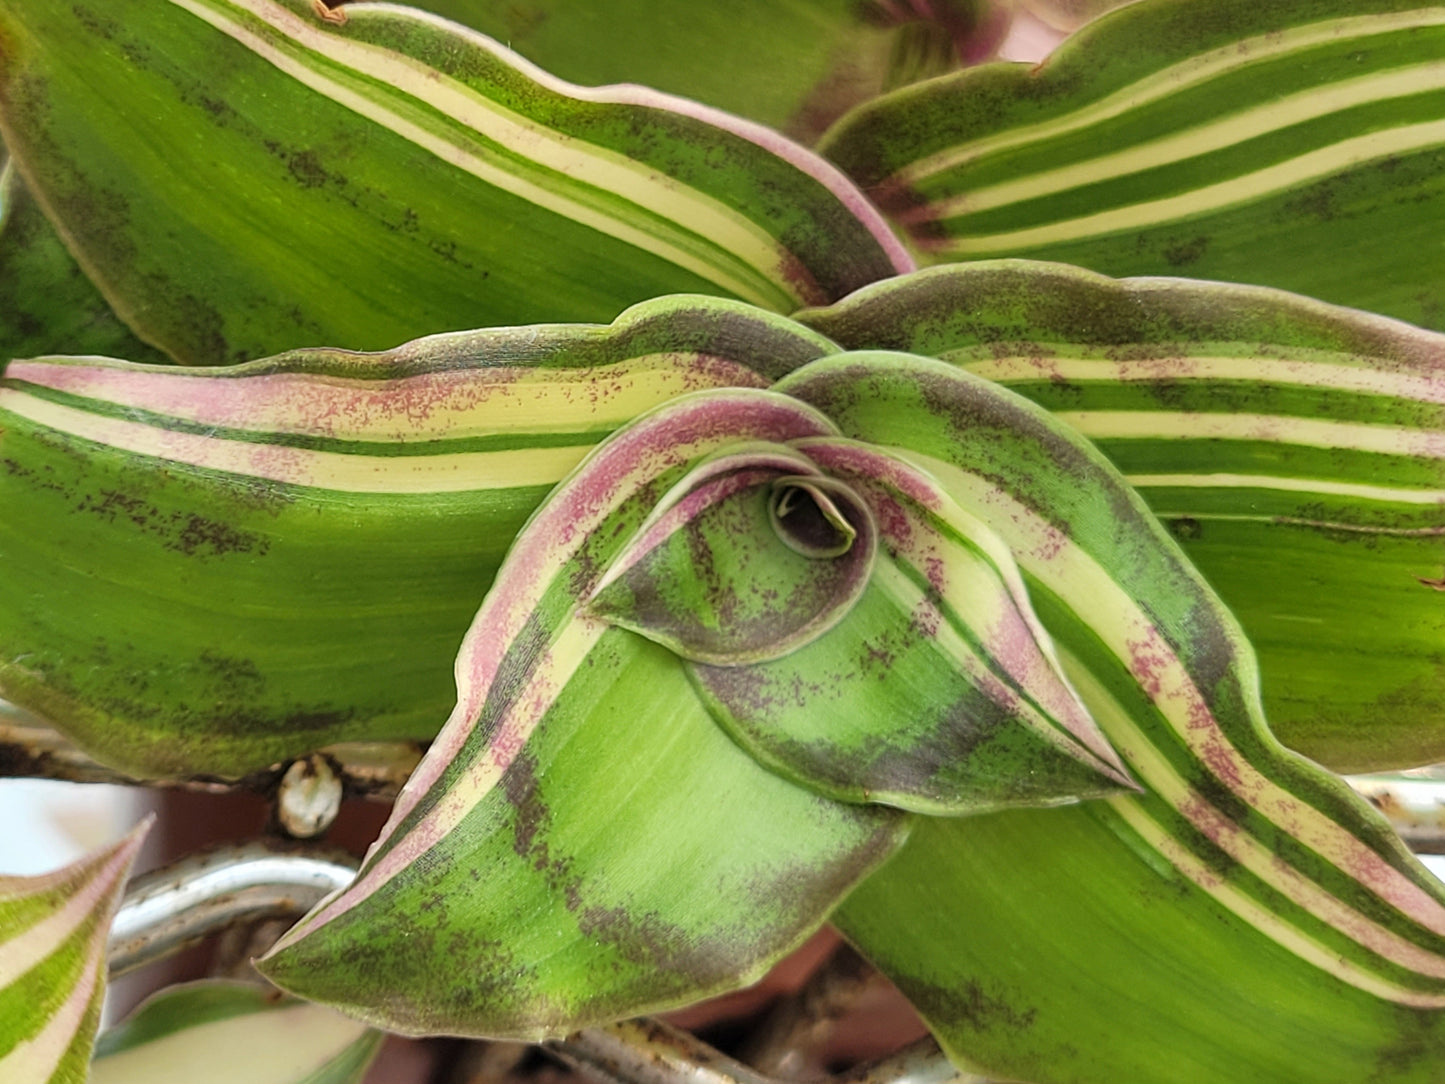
<box><xmin>107</xmin><ymin>841</ymin><xmax>358</xmax><ymax>977</ymax></box>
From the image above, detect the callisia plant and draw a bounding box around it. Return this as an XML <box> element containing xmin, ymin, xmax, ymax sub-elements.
<box><xmin>1</xmin><ymin>0</ymin><xmax>1444</xmax><ymax>1081</ymax></box>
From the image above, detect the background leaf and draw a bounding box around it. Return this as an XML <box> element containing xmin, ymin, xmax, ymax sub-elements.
<box><xmin>402</xmin><ymin>0</ymin><xmax>995</xmax><ymax>143</ymax></box>
<box><xmin>820</xmin><ymin>0</ymin><xmax>1445</xmax><ymax>329</ymax></box>
<box><xmin>0</xmin><ymin>0</ymin><xmax>908</xmax><ymax>365</ymax></box>
<box><xmin>0</xmin><ymin>295</ymin><xmax>834</xmax><ymax>775</ymax></box>
<box><xmin>0</xmin><ymin>155</ymin><xmax>167</xmax><ymax>364</ymax></box>
<box><xmin>798</xmin><ymin>261</ymin><xmax>1445</xmax><ymax>772</ymax></box>
<box><xmin>0</xmin><ymin>821</ymin><xmax>148</xmax><ymax>1083</ymax></box>
<box><xmin>91</xmin><ymin>980</ymin><xmax>381</xmax><ymax>1084</ymax></box>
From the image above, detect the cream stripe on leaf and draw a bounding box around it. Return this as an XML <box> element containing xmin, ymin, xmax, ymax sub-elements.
<box><xmin>1106</xmin><ymin>796</ymin><xmax>1445</xmax><ymax>1006</ymax></box>
<box><xmin>0</xmin><ymin>0</ymin><xmax>907</xmax><ymax>364</ymax></box>
<box><xmin>297</xmin><ymin>0</ymin><xmax>956</xmax><ymax>143</ymax></box>
<box><xmin>914</xmin><ymin>64</ymin><xmax>1445</xmax><ymax>224</ymax></box>
<box><xmin>797</xmin><ymin>261</ymin><xmax>1445</xmax><ymax>771</ymax></box>
<box><xmin>819</xmin><ymin>0</ymin><xmax>1445</xmax><ymax>329</ymax></box>
<box><xmin>4</xmin><ymin>352</ymin><xmax>770</xmax><ymax>444</ymax></box>
<box><xmin>0</xmin><ymin>390</ymin><xmax>600</xmax><ymax>493</ymax></box>
<box><xmin>169</xmin><ymin>0</ymin><xmax>787</xmax><ymax>307</ymax></box>
<box><xmin>935</xmin><ymin>119</ymin><xmax>1445</xmax><ymax>256</ymax></box>
<box><xmin>0</xmin><ymin>822</ymin><xmax>148</xmax><ymax>1084</ymax></box>
<box><xmin>0</xmin><ymin>296</ymin><xmax>834</xmax><ymax>778</ymax></box>
<box><xmin>773</xmin><ymin>350</ymin><xmax>1445</xmax><ymax>1083</ymax></box>
<box><xmin>1121</xmin><ymin>473</ymin><xmax>1444</xmax><ymax>507</ymax></box>
<box><xmin>924</xmin><ymin>69</ymin><xmax>1445</xmax><ymax>204</ymax></box>
<box><xmin>1050</xmin><ymin>410</ymin><xmax>1445</xmax><ymax>457</ymax></box>
<box><xmin>909</xmin><ymin>62</ymin><xmax>1445</xmax><ymax>225</ymax></box>
<box><xmin>90</xmin><ymin>981</ymin><xmax>381</xmax><ymax>1084</ymax></box>
<box><xmin>1057</xmin><ymin>661</ymin><xmax>1445</xmax><ymax>999</ymax></box>
<box><xmin>961</xmin><ymin>352</ymin><xmax>1445</xmax><ymax>405</ymax></box>
<box><xmin>893</xmin><ymin>9</ymin><xmax>1445</xmax><ymax>186</ymax></box>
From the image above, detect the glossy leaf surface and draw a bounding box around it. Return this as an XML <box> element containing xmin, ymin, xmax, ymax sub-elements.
<box><xmin>0</xmin><ymin>822</ymin><xmax>148</xmax><ymax>1083</ymax></box>
<box><xmin>0</xmin><ymin>296</ymin><xmax>833</xmax><ymax>775</ymax></box>
<box><xmin>770</xmin><ymin>355</ymin><xmax>1445</xmax><ymax>1082</ymax></box>
<box><xmin>0</xmin><ymin>0</ymin><xmax>908</xmax><ymax>365</ymax></box>
<box><xmin>821</xmin><ymin>0</ymin><xmax>1445</xmax><ymax>328</ymax></box>
<box><xmin>800</xmin><ymin>261</ymin><xmax>1445</xmax><ymax>772</ymax></box>
<box><xmin>91</xmin><ymin>980</ymin><xmax>381</xmax><ymax>1084</ymax></box>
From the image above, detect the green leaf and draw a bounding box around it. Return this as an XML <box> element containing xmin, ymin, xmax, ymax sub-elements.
<box><xmin>91</xmin><ymin>980</ymin><xmax>381</xmax><ymax>1084</ymax></box>
<box><xmin>0</xmin><ymin>0</ymin><xmax>910</xmax><ymax>365</ymax></box>
<box><xmin>257</xmin><ymin>389</ymin><xmax>912</xmax><ymax>1037</ymax></box>
<box><xmin>0</xmin><ymin>156</ymin><xmax>167</xmax><ymax>364</ymax></box>
<box><xmin>0</xmin><ymin>295</ymin><xmax>835</xmax><ymax>775</ymax></box>
<box><xmin>256</xmin><ymin>376</ymin><xmax>1131</xmax><ymax>1035</ymax></box>
<box><xmin>401</xmin><ymin>0</ymin><xmax>993</xmax><ymax>142</ymax></box>
<box><xmin>820</xmin><ymin>0</ymin><xmax>1445</xmax><ymax>329</ymax></box>
<box><xmin>797</xmin><ymin>261</ymin><xmax>1445</xmax><ymax>772</ymax></box>
<box><xmin>769</xmin><ymin>353</ymin><xmax>1445</xmax><ymax>1082</ymax></box>
<box><xmin>0</xmin><ymin>821</ymin><xmax>149</xmax><ymax>1083</ymax></box>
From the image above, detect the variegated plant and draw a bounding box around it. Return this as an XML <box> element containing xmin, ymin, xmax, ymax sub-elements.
<box><xmin>2</xmin><ymin>0</ymin><xmax>1445</xmax><ymax>1082</ymax></box>
<box><xmin>0</xmin><ymin>823</ymin><xmax>147</xmax><ymax>1081</ymax></box>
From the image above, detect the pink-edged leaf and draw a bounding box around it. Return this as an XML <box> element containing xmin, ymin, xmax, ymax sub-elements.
<box><xmin>585</xmin><ymin>445</ymin><xmax>878</xmax><ymax>665</ymax></box>
<box><xmin>256</xmin><ymin>390</ymin><xmax>908</xmax><ymax>1038</ymax></box>
<box><xmin>690</xmin><ymin>434</ymin><xmax>1134</xmax><ymax>813</ymax></box>
<box><xmin>0</xmin><ymin>293</ymin><xmax>833</xmax><ymax>777</ymax></box>
<box><xmin>769</xmin><ymin>350</ymin><xmax>1445</xmax><ymax>1082</ymax></box>
<box><xmin>0</xmin><ymin>0</ymin><xmax>914</xmax><ymax>364</ymax></box>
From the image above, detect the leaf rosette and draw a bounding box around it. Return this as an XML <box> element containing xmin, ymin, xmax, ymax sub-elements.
<box><xmin>259</xmin><ymin>346</ymin><xmax>1445</xmax><ymax>1079</ymax></box>
<box><xmin>258</xmin><ymin>364</ymin><xmax>1133</xmax><ymax>1037</ymax></box>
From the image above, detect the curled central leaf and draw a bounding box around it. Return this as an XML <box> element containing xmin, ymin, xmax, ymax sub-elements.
<box><xmin>689</xmin><ymin>433</ymin><xmax>1135</xmax><ymax>815</ymax></box>
<box><xmin>580</xmin><ymin>411</ymin><xmax>1132</xmax><ymax>816</ymax></box>
<box><xmin>769</xmin><ymin>478</ymin><xmax>859</xmax><ymax>559</ymax></box>
<box><xmin>585</xmin><ymin>447</ymin><xmax>878</xmax><ymax>665</ymax></box>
